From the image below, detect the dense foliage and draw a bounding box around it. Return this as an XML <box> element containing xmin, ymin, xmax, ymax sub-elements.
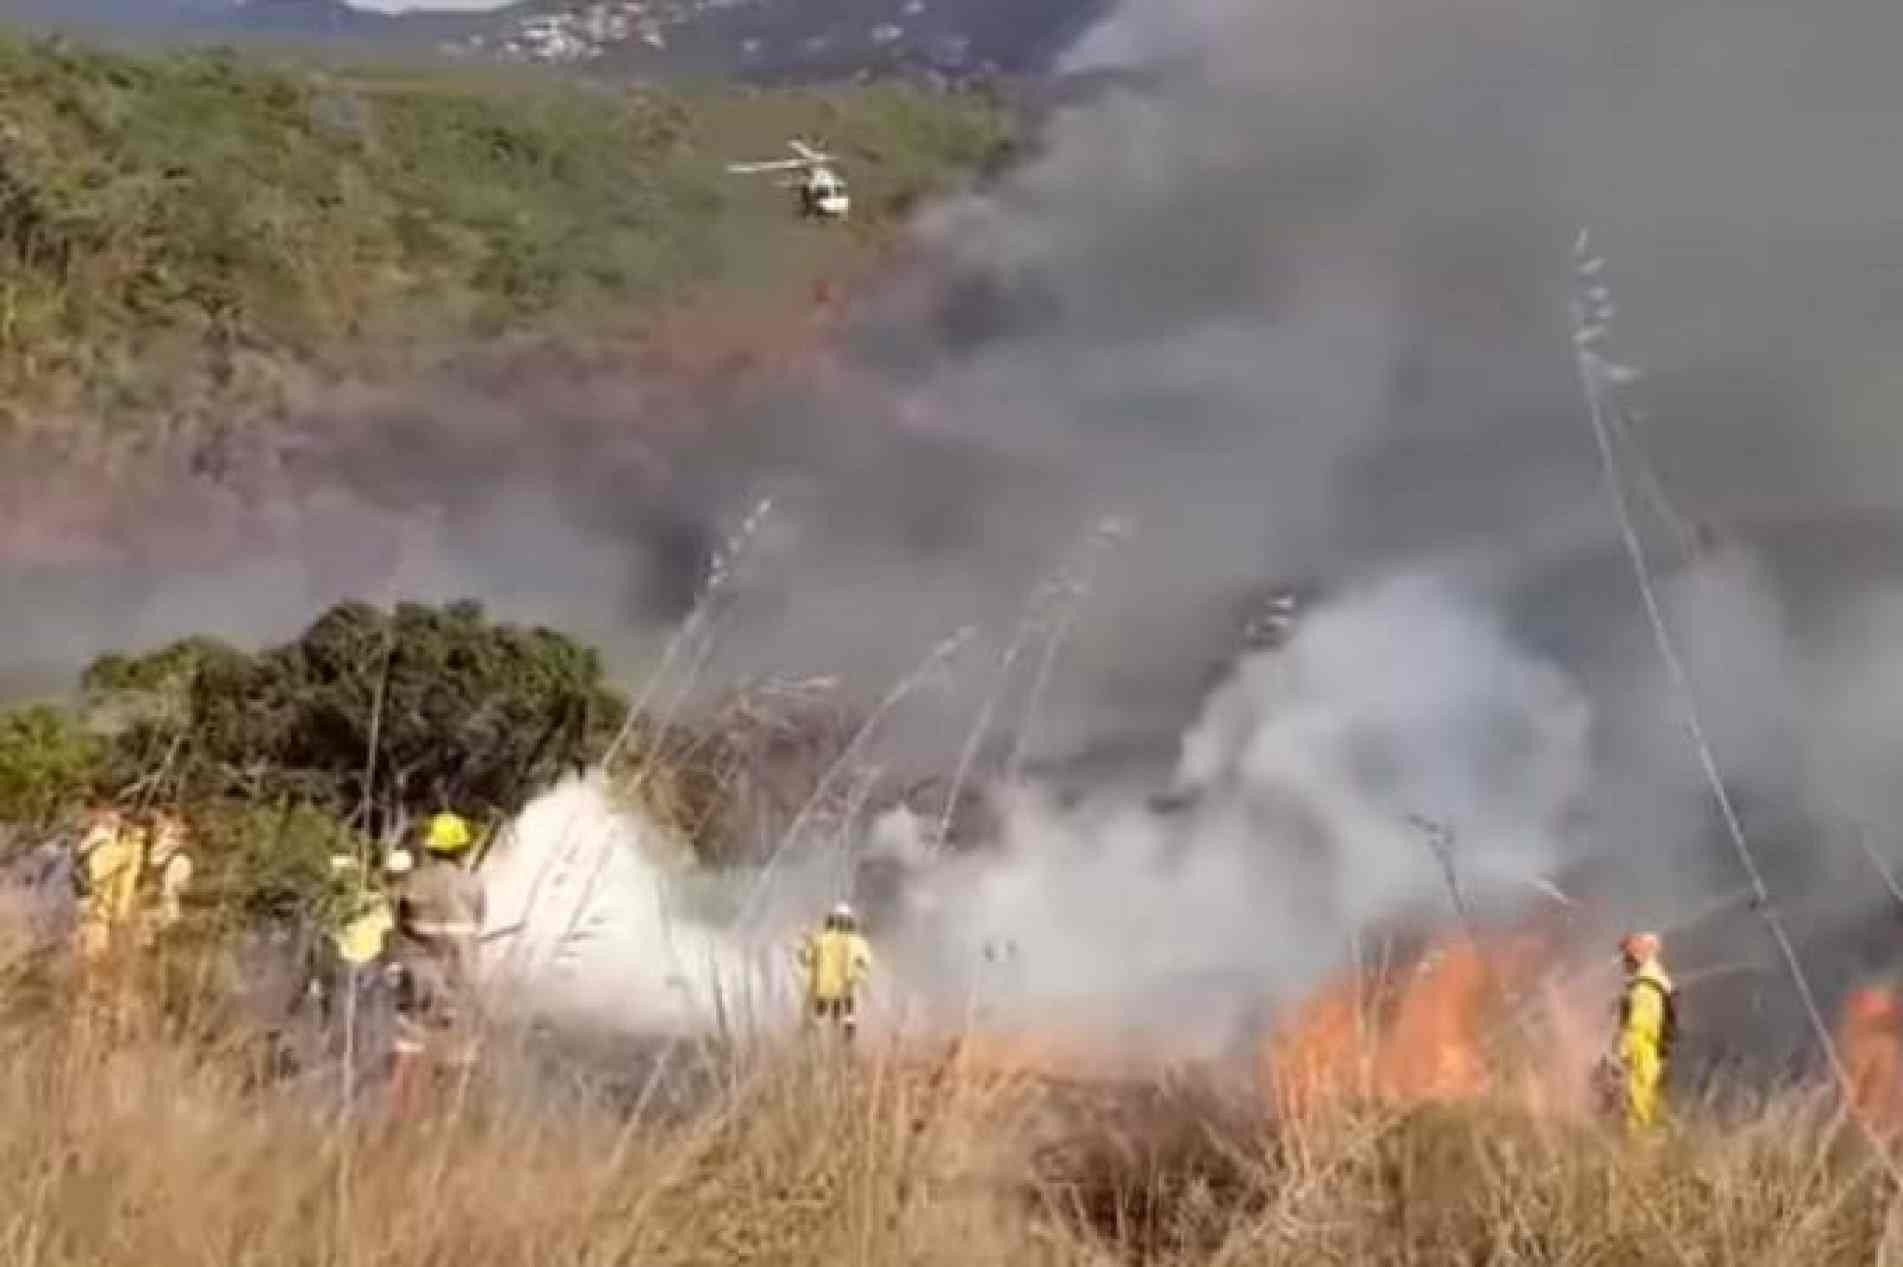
<box><xmin>0</xmin><ymin>599</ymin><xmax>632</xmax><ymax>919</ymax></box>
<box><xmin>94</xmin><ymin>598</ymin><xmax>631</xmax><ymax>837</ymax></box>
<box><xmin>0</xmin><ymin>704</ymin><xmax>104</xmax><ymax>830</ymax></box>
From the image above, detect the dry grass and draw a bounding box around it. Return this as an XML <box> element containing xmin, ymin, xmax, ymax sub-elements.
<box><xmin>1</xmin><ymin>912</ymin><xmax>1899</xmax><ymax>1267</ymax></box>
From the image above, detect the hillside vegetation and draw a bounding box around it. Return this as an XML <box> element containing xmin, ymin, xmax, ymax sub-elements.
<box><xmin>0</xmin><ymin>31</ymin><xmax>1012</xmax><ymax>447</ymax></box>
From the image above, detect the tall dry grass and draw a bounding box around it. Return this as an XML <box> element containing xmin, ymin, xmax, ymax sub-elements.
<box><xmin>0</xmin><ymin>906</ymin><xmax>1899</xmax><ymax>1267</ymax></box>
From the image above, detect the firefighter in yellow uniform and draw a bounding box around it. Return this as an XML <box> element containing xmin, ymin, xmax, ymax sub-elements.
<box><xmin>798</xmin><ymin>902</ymin><xmax>873</xmax><ymax>1042</ymax></box>
<box><xmin>334</xmin><ymin>858</ymin><xmax>398</xmax><ymax>969</ymax></box>
<box><xmin>73</xmin><ymin>808</ymin><xmax>146</xmax><ymax>964</ymax></box>
<box><xmin>70</xmin><ymin>808</ymin><xmax>150</xmax><ymax>1048</ymax></box>
<box><xmin>1616</xmin><ymin>931</ymin><xmax>1676</xmax><ymax>1134</ymax></box>
<box><xmin>389</xmin><ymin>810</ymin><xmax>486</xmax><ymax>1112</ymax></box>
<box><xmin>304</xmin><ymin>852</ymin><xmax>399</xmax><ymax>1025</ymax></box>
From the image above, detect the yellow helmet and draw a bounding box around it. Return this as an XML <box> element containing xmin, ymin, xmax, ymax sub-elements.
<box><xmin>424</xmin><ymin>811</ymin><xmax>474</xmax><ymax>855</ymax></box>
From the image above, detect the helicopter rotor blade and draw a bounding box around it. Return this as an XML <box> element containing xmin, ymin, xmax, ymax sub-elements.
<box><xmin>788</xmin><ymin>139</ymin><xmax>838</xmax><ymax>164</ymax></box>
<box><xmin>728</xmin><ymin>159</ymin><xmax>809</xmax><ymax>174</ymax></box>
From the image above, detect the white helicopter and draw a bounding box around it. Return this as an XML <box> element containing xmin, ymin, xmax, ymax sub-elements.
<box><xmin>727</xmin><ymin>138</ymin><xmax>851</xmax><ymax>221</ymax></box>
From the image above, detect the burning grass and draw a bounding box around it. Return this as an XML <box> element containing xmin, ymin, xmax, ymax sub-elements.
<box><xmin>2</xmin><ymin>918</ymin><xmax>1902</xmax><ymax>1267</ymax></box>
<box><xmin>1263</xmin><ymin>928</ymin><xmax>1609</xmax><ymax>1128</ymax></box>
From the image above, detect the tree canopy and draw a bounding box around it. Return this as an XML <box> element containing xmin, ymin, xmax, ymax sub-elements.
<box><xmin>89</xmin><ymin>599</ymin><xmax>629</xmax><ymax>837</ymax></box>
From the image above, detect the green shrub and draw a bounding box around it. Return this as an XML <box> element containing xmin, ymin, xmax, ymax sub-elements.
<box><xmin>91</xmin><ymin>598</ymin><xmax>630</xmax><ymax>839</ymax></box>
<box><xmin>0</xmin><ymin>704</ymin><xmax>105</xmax><ymax>831</ymax></box>
<box><xmin>189</xmin><ymin>800</ymin><xmax>367</xmax><ymax>924</ymax></box>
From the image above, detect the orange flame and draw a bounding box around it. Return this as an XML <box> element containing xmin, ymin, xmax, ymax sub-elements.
<box><xmin>1264</xmin><ymin>929</ymin><xmax>1594</xmax><ymax>1120</ymax></box>
<box><xmin>1266</xmin><ymin>971</ymin><xmax>1376</xmax><ymax>1116</ymax></box>
<box><xmin>1380</xmin><ymin>937</ymin><xmax>1496</xmax><ymax>1100</ymax></box>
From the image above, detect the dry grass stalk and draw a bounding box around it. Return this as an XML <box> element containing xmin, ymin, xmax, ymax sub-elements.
<box><xmin>0</xmin><ymin>908</ymin><xmax>1897</xmax><ymax>1267</ymax></box>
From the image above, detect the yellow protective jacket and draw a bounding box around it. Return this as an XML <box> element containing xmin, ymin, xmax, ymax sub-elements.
<box><xmin>1618</xmin><ymin>958</ymin><xmax>1675</xmax><ymax>1130</ymax></box>
<box><xmin>333</xmin><ymin>891</ymin><xmax>396</xmax><ymax>966</ymax></box>
<box><xmin>76</xmin><ymin>819</ymin><xmax>146</xmax><ymax>959</ymax></box>
<box><xmin>799</xmin><ymin>928</ymin><xmax>872</xmax><ymax>1004</ymax></box>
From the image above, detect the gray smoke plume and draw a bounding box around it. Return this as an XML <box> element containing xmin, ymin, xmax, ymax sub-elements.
<box><xmin>717</xmin><ymin>0</ymin><xmax>1903</xmax><ymax>1060</ymax></box>
<box><xmin>481</xmin><ymin>570</ymin><xmax>1597</xmax><ymax>1057</ymax></box>
<box><xmin>12</xmin><ymin>0</ymin><xmax>1903</xmax><ymax>1068</ymax></box>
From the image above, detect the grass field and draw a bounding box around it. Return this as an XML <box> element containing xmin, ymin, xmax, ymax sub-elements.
<box><xmin>0</xmin><ymin>917</ymin><xmax>1894</xmax><ymax>1267</ymax></box>
<box><xmin>0</xmin><ymin>32</ymin><xmax>1013</xmax><ymax>449</ymax></box>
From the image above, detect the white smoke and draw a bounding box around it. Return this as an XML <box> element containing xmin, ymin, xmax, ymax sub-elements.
<box><xmin>885</xmin><ymin>573</ymin><xmax>1592</xmax><ymax>1052</ymax></box>
<box><xmin>480</xmin><ymin>774</ymin><xmax>794</xmax><ymax>1036</ymax></box>
<box><xmin>482</xmin><ymin>574</ymin><xmax>1596</xmax><ymax>1058</ymax></box>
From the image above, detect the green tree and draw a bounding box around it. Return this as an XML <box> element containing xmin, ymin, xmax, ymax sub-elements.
<box><xmin>94</xmin><ymin>599</ymin><xmax>628</xmax><ymax>837</ymax></box>
<box><xmin>0</xmin><ymin>704</ymin><xmax>105</xmax><ymax>830</ymax></box>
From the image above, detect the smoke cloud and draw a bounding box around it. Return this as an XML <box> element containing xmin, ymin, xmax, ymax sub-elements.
<box><xmin>483</xmin><ymin>573</ymin><xmax>1595</xmax><ymax>1057</ymax></box>
<box><xmin>724</xmin><ymin>0</ymin><xmax>1903</xmax><ymax>1059</ymax></box>
<box><xmin>13</xmin><ymin>0</ymin><xmax>1903</xmax><ymax>1066</ymax></box>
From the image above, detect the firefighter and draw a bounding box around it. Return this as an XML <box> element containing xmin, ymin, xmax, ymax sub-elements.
<box><xmin>388</xmin><ymin>810</ymin><xmax>486</xmax><ymax>1111</ymax></box>
<box><xmin>1841</xmin><ymin>985</ymin><xmax>1903</xmax><ymax>1134</ymax></box>
<box><xmin>69</xmin><ymin>807</ymin><xmax>149</xmax><ymax>1046</ymax></box>
<box><xmin>1615</xmin><ymin>931</ymin><xmax>1677</xmax><ymax>1134</ymax></box>
<box><xmin>339</xmin><ymin>852</ymin><xmax>400</xmax><ymax>970</ymax></box>
<box><xmin>303</xmin><ymin>852</ymin><xmax>400</xmax><ymax>1026</ymax></box>
<box><xmin>72</xmin><ymin>808</ymin><xmax>145</xmax><ymax>965</ymax></box>
<box><xmin>140</xmin><ymin>811</ymin><xmax>194</xmax><ymax>946</ymax></box>
<box><xmin>798</xmin><ymin>902</ymin><xmax>872</xmax><ymax>1042</ymax></box>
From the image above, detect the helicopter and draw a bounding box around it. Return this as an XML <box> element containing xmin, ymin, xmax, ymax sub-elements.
<box><xmin>727</xmin><ymin>139</ymin><xmax>851</xmax><ymax>221</ymax></box>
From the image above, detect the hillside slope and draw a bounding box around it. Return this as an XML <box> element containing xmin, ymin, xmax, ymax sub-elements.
<box><xmin>6</xmin><ymin>0</ymin><xmax>1110</xmax><ymax>86</ymax></box>
<box><xmin>0</xmin><ymin>32</ymin><xmax>1012</xmax><ymax>454</ymax></box>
